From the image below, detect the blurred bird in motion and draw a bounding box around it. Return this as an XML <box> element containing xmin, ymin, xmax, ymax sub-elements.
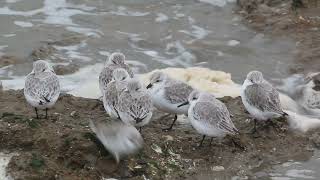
<box><xmin>89</xmin><ymin>119</ymin><xmax>144</xmax><ymax>163</ymax></box>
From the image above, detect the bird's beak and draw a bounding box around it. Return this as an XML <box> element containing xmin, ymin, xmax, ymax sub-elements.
<box><xmin>177</xmin><ymin>101</ymin><xmax>189</xmax><ymax>108</ymax></box>
<box><xmin>146</xmin><ymin>83</ymin><xmax>152</xmax><ymax>89</ymax></box>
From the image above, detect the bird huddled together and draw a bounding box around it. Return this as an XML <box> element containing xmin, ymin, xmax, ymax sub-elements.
<box><xmin>24</xmin><ymin>52</ymin><xmax>288</xmax><ymax>162</ymax></box>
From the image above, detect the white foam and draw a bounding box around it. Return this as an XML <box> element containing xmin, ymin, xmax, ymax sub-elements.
<box><xmin>110</xmin><ymin>6</ymin><xmax>149</xmax><ymax>17</ymax></box>
<box><xmin>228</xmin><ymin>40</ymin><xmax>240</xmax><ymax>46</ymax></box>
<box><xmin>14</xmin><ymin>21</ymin><xmax>33</xmax><ymax>27</ymax></box>
<box><xmin>285</xmin><ymin>169</ymin><xmax>314</xmax><ymax>179</ymax></box>
<box><xmin>140</xmin><ymin>67</ymin><xmax>240</xmax><ymax>98</ymax></box>
<box><xmin>0</xmin><ymin>6</ymin><xmax>42</xmax><ymax>16</ymax></box>
<box><xmin>98</xmin><ymin>51</ymin><xmax>111</xmax><ymax>57</ymax></box>
<box><xmin>66</xmin><ymin>26</ymin><xmax>103</xmax><ymax>38</ymax></box>
<box><xmin>179</xmin><ymin>17</ymin><xmax>211</xmax><ymax>42</ymax></box>
<box><xmin>142</xmin><ymin>50</ymin><xmax>159</xmax><ymax>57</ymax></box>
<box><xmin>5</xmin><ymin>0</ymin><xmax>20</xmax><ymax>3</ymax></box>
<box><xmin>0</xmin><ymin>45</ymin><xmax>8</xmax><ymax>50</ymax></box>
<box><xmin>2</xmin><ymin>34</ymin><xmax>16</xmax><ymax>38</ymax></box>
<box><xmin>155</xmin><ymin>13</ymin><xmax>169</xmax><ymax>22</ymax></box>
<box><xmin>61</xmin><ymin>64</ymin><xmax>102</xmax><ymax>98</ymax></box>
<box><xmin>42</xmin><ymin>0</ymin><xmax>95</xmax><ymax>26</ymax></box>
<box><xmin>198</xmin><ymin>0</ymin><xmax>236</xmax><ymax>7</ymax></box>
<box><xmin>54</xmin><ymin>41</ymin><xmax>91</xmax><ymax>62</ymax></box>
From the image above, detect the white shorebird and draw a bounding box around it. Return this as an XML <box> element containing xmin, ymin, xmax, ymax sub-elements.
<box><xmin>118</xmin><ymin>78</ymin><xmax>153</xmax><ymax>132</ymax></box>
<box><xmin>146</xmin><ymin>71</ymin><xmax>194</xmax><ymax>131</ymax></box>
<box><xmin>24</xmin><ymin>60</ymin><xmax>60</xmax><ymax>119</ymax></box>
<box><xmin>103</xmin><ymin>68</ymin><xmax>130</xmax><ymax>118</ymax></box>
<box><xmin>89</xmin><ymin>119</ymin><xmax>143</xmax><ymax>163</ymax></box>
<box><xmin>99</xmin><ymin>52</ymin><xmax>134</xmax><ymax>94</ymax></box>
<box><xmin>241</xmin><ymin>71</ymin><xmax>287</xmax><ymax>132</ymax></box>
<box><xmin>178</xmin><ymin>91</ymin><xmax>238</xmax><ymax>147</ymax></box>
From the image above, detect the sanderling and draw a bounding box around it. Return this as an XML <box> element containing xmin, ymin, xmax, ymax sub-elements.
<box><xmin>241</xmin><ymin>71</ymin><xmax>287</xmax><ymax>131</ymax></box>
<box><xmin>99</xmin><ymin>52</ymin><xmax>134</xmax><ymax>94</ymax></box>
<box><xmin>118</xmin><ymin>78</ymin><xmax>153</xmax><ymax>132</ymax></box>
<box><xmin>178</xmin><ymin>90</ymin><xmax>238</xmax><ymax>147</ymax></box>
<box><xmin>103</xmin><ymin>68</ymin><xmax>130</xmax><ymax>118</ymax></box>
<box><xmin>146</xmin><ymin>71</ymin><xmax>194</xmax><ymax>131</ymax></box>
<box><xmin>89</xmin><ymin>119</ymin><xmax>143</xmax><ymax>163</ymax></box>
<box><xmin>24</xmin><ymin>60</ymin><xmax>60</xmax><ymax>119</ymax></box>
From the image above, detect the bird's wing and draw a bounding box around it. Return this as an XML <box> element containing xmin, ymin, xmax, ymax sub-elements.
<box><xmin>99</xmin><ymin>67</ymin><xmax>113</xmax><ymax>90</ymax></box>
<box><xmin>119</xmin><ymin>93</ymin><xmax>152</xmax><ymax>120</ymax></box>
<box><xmin>193</xmin><ymin>101</ymin><xmax>237</xmax><ymax>134</ymax></box>
<box><xmin>164</xmin><ymin>81</ymin><xmax>193</xmax><ymax>104</ymax></box>
<box><xmin>104</xmin><ymin>82</ymin><xmax>119</xmax><ymax>107</ymax></box>
<box><xmin>25</xmin><ymin>72</ymin><xmax>60</xmax><ymax>103</ymax></box>
<box><xmin>245</xmin><ymin>83</ymin><xmax>284</xmax><ymax>114</ymax></box>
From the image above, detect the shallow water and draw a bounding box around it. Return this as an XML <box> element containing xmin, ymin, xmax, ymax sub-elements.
<box><xmin>0</xmin><ymin>0</ymin><xmax>296</xmax><ymax>82</ymax></box>
<box><xmin>0</xmin><ymin>0</ymin><xmax>318</xmax><ymax>179</ymax></box>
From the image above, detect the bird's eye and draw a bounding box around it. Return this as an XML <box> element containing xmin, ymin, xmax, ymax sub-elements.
<box><xmin>192</xmin><ymin>97</ymin><xmax>197</xmax><ymax>100</ymax></box>
<box><xmin>156</xmin><ymin>80</ymin><xmax>160</xmax><ymax>83</ymax></box>
<box><xmin>122</xmin><ymin>77</ymin><xmax>125</xmax><ymax>80</ymax></box>
<box><xmin>42</xmin><ymin>69</ymin><xmax>46</xmax><ymax>72</ymax></box>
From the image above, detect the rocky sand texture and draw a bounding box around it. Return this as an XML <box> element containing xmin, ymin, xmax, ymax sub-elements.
<box><xmin>237</xmin><ymin>0</ymin><xmax>320</xmax><ymax>74</ymax></box>
<box><xmin>0</xmin><ymin>89</ymin><xmax>319</xmax><ymax>179</ymax></box>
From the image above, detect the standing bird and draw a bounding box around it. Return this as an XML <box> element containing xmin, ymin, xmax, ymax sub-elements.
<box><xmin>241</xmin><ymin>71</ymin><xmax>287</xmax><ymax>132</ymax></box>
<box><xmin>103</xmin><ymin>68</ymin><xmax>130</xmax><ymax>118</ymax></box>
<box><xmin>146</xmin><ymin>71</ymin><xmax>194</xmax><ymax>131</ymax></box>
<box><xmin>118</xmin><ymin>79</ymin><xmax>153</xmax><ymax>132</ymax></box>
<box><xmin>178</xmin><ymin>91</ymin><xmax>238</xmax><ymax>147</ymax></box>
<box><xmin>24</xmin><ymin>60</ymin><xmax>60</xmax><ymax>119</ymax></box>
<box><xmin>99</xmin><ymin>52</ymin><xmax>134</xmax><ymax>94</ymax></box>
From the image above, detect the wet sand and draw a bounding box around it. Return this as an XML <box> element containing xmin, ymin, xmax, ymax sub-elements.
<box><xmin>0</xmin><ymin>89</ymin><xmax>319</xmax><ymax>179</ymax></box>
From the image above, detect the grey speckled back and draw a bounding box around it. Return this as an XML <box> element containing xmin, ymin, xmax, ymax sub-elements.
<box><xmin>244</xmin><ymin>83</ymin><xmax>283</xmax><ymax>114</ymax></box>
<box><xmin>164</xmin><ymin>79</ymin><xmax>194</xmax><ymax>104</ymax></box>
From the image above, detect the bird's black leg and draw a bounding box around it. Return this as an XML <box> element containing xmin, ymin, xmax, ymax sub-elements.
<box><xmin>35</xmin><ymin>108</ymin><xmax>39</xmax><ymax>119</ymax></box>
<box><xmin>162</xmin><ymin>114</ymin><xmax>177</xmax><ymax>131</ymax></box>
<box><xmin>45</xmin><ymin>108</ymin><xmax>48</xmax><ymax>119</ymax></box>
<box><xmin>247</xmin><ymin>119</ymin><xmax>257</xmax><ymax>134</ymax></box>
<box><xmin>139</xmin><ymin>127</ymin><xmax>142</xmax><ymax>133</ymax></box>
<box><xmin>209</xmin><ymin>137</ymin><xmax>214</xmax><ymax>146</ymax></box>
<box><xmin>198</xmin><ymin>135</ymin><xmax>206</xmax><ymax>147</ymax></box>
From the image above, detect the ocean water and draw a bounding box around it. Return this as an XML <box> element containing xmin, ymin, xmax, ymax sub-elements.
<box><xmin>0</xmin><ymin>0</ymin><xmax>319</xmax><ymax>179</ymax></box>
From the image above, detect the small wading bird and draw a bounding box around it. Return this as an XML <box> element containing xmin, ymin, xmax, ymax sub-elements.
<box><xmin>147</xmin><ymin>71</ymin><xmax>194</xmax><ymax>131</ymax></box>
<box><xmin>103</xmin><ymin>68</ymin><xmax>131</xmax><ymax>118</ymax></box>
<box><xmin>118</xmin><ymin>78</ymin><xmax>153</xmax><ymax>132</ymax></box>
<box><xmin>178</xmin><ymin>91</ymin><xmax>239</xmax><ymax>147</ymax></box>
<box><xmin>241</xmin><ymin>71</ymin><xmax>288</xmax><ymax>133</ymax></box>
<box><xmin>99</xmin><ymin>52</ymin><xmax>134</xmax><ymax>95</ymax></box>
<box><xmin>24</xmin><ymin>60</ymin><xmax>60</xmax><ymax>119</ymax></box>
